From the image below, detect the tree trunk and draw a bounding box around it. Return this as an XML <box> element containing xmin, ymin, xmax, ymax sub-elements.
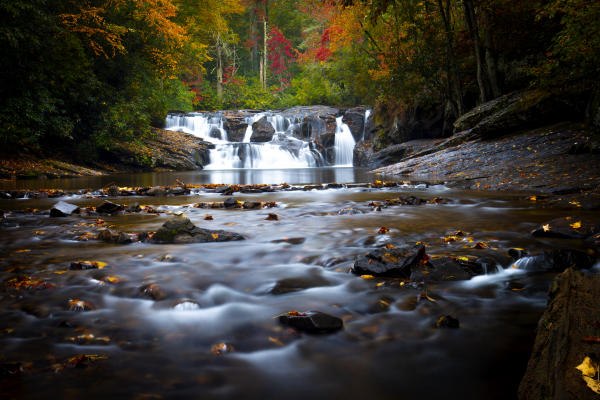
<box><xmin>262</xmin><ymin>14</ymin><xmax>268</xmax><ymax>90</ymax></box>
<box><xmin>250</xmin><ymin>11</ymin><xmax>257</xmax><ymax>73</ymax></box>
<box><xmin>437</xmin><ymin>0</ymin><xmax>464</xmax><ymax>116</ymax></box>
<box><xmin>216</xmin><ymin>34</ymin><xmax>223</xmax><ymax>100</ymax></box>
<box><xmin>481</xmin><ymin>7</ymin><xmax>501</xmax><ymax>98</ymax></box>
<box><xmin>463</xmin><ymin>0</ymin><xmax>490</xmax><ymax>103</ymax></box>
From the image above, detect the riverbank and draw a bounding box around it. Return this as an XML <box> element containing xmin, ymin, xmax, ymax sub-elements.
<box><xmin>375</xmin><ymin>122</ymin><xmax>600</xmax><ymax>208</ymax></box>
<box><xmin>0</xmin><ymin>129</ymin><xmax>212</xmax><ymax>180</ymax></box>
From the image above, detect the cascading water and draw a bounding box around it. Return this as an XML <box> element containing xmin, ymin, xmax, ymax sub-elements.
<box><xmin>362</xmin><ymin>109</ymin><xmax>371</xmax><ymax>141</ymax></box>
<box><xmin>165</xmin><ymin>110</ymin><xmax>356</xmax><ymax>169</ymax></box>
<box><xmin>334</xmin><ymin>116</ymin><xmax>356</xmax><ymax>166</ymax></box>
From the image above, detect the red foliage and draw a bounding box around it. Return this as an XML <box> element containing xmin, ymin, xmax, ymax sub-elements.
<box><xmin>267</xmin><ymin>26</ymin><xmax>296</xmax><ymax>86</ymax></box>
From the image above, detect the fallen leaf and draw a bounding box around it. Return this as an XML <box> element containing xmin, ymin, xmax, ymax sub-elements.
<box><xmin>542</xmin><ymin>224</ymin><xmax>551</xmax><ymax>232</ymax></box>
<box><xmin>570</xmin><ymin>221</ymin><xmax>582</xmax><ymax>229</ymax></box>
<box><xmin>378</xmin><ymin>227</ymin><xmax>389</xmax><ymax>234</ymax></box>
<box><xmin>360</xmin><ymin>275</ymin><xmax>375</xmax><ymax>280</ymax></box>
<box><xmin>268</xmin><ymin>337</ymin><xmax>284</xmax><ymax>346</ymax></box>
<box><xmin>211</xmin><ymin>233</ymin><xmax>219</xmax><ymax>240</ymax></box>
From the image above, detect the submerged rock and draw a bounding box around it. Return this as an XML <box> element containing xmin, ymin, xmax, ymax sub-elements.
<box><xmin>436</xmin><ymin>315</ymin><xmax>460</xmax><ymax>329</ymax></box>
<box><xmin>251</xmin><ymin>116</ymin><xmax>275</xmax><ymax>142</ymax></box>
<box><xmin>150</xmin><ymin>215</ymin><xmax>244</xmax><ymax>244</ymax></box>
<box><xmin>411</xmin><ymin>256</ymin><xmax>484</xmax><ymax>283</ymax></box>
<box><xmin>277</xmin><ymin>311</ymin><xmax>343</xmax><ymax>333</ymax></box>
<box><xmin>531</xmin><ymin>217</ymin><xmax>599</xmax><ymax>239</ymax></box>
<box><xmin>514</xmin><ymin>249</ymin><xmax>596</xmax><ymax>272</ymax></box>
<box><xmin>96</xmin><ymin>200</ymin><xmax>124</xmax><ymax>215</ymax></box>
<box><xmin>352</xmin><ymin>245</ymin><xmax>428</xmax><ymax>278</ymax></box>
<box><xmin>50</xmin><ymin>201</ymin><xmax>79</xmax><ymax>217</ymax></box>
<box><xmin>270</xmin><ymin>275</ymin><xmax>331</xmax><ymax>295</ymax></box>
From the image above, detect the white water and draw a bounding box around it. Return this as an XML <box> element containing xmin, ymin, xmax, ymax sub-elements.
<box><xmin>334</xmin><ymin>116</ymin><xmax>356</xmax><ymax>166</ymax></box>
<box><xmin>166</xmin><ymin>111</ymin><xmax>356</xmax><ymax>169</ymax></box>
<box><xmin>362</xmin><ymin>109</ymin><xmax>371</xmax><ymax>141</ymax></box>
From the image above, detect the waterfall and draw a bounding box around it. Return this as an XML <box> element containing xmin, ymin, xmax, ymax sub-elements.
<box><xmin>362</xmin><ymin>109</ymin><xmax>371</xmax><ymax>141</ymax></box>
<box><xmin>334</xmin><ymin>116</ymin><xmax>355</xmax><ymax>166</ymax></box>
<box><xmin>165</xmin><ymin>109</ymin><xmax>356</xmax><ymax>169</ymax></box>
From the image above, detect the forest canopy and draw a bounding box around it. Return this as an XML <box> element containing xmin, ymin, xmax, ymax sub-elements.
<box><xmin>0</xmin><ymin>0</ymin><xmax>598</xmax><ymax>155</ymax></box>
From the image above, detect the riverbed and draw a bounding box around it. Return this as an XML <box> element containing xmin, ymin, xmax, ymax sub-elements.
<box><xmin>1</xmin><ymin>168</ymin><xmax>598</xmax><ymax>399</ymax></box>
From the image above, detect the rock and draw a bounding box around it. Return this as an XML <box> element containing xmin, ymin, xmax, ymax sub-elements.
<box><xmin>96</xmin><ymin>201</ymin><xmax>124</xmax><ymax>214</ymax></box>
<box><xmin>146</xmin><ymin>186</ymin><xmax>167</xmax><ymax>196</ymax></box>
<box><xmin>106</xmin><ymin>185</ymin><xmax>121</xmax><ymax>196</ymax></box>
<box><xmin>509</xmin><ymin>248</ymin><xmax>528</xmax><ymax>260</ymax></box>
<box><xmin>326</xmin><ymin>183</ymin><xmax>343</xmax><ymax>189</ymax></box>
<box><xmin>515</xmin><ymin>249</ymin><xmax>596</xmax><ymax>272</ymax></box>
<box><xmin>67</xmin><ymin>299</ymin><xmax>95</xmax><ymax>311</ymax></box>
<box><xmin>265</xmin><ymin>213</ymin><xmax>279</xmax><ymax>221</ymax></box>
<box><xmin>453</xmin><ymin>90</ymin><xmax>580</xmax><ymax>138</ymax></box>
<box><xmin>436</xmin><ymin>315</ymin><xmax>460</xmax><ymax>328</ymax></box>
<box><xmin>251</xmin><ymin>116</ymin><xmax>275</xmax><ymax>142</ymax></box>
<box><xmin>150</xmin><ymin>215</ymin><xmax>244</xmax><ymax>244</ymax></box>
<box><xmin>223</xmin><ymin>197</ymin><xmax>238</xmax><ymax>208</ymax></box>
<box><xmin>342</xmin><ymin>106</ymin><xmax>367</xmax><ymax>142</ymax></box>
<box><xmin>519</xmin><ymin>269</ymin><xmax>600</xmax><ymax>399</ymax></box>
<box><xmin>271</xmin><ymin>237</ymin><xmax>306</xmax><ymax>245</ymax></box>
<box><xmin>411</xmin><ymin>256</ymin><xmax>484</xmax><ymax>282</ymax></box>
<box><xmin>168</xmin><ymin>186</ymin><xmax>187</xmax><ymax>195</ymax></box>
<box><xmin>270</xmin><ymin>275</ymin><xmax>331</xmax><ymax>295</ymax></box>
<box><xmin>210</xmin><ymin>342</ymin><xmax>235</xmax><ymax>355</ymax></box>
<box><xmin>531</xmin><ymin>217</ymin><xmax>599</xmax><ymax>239</ymax></box>
<box><xmin>70</xmin><ymin>261</ymin><xmax>100</xmax><ymax>270</ymax></box>
<box><xmin>223</xmin><ymin>112</ymin><xmax>249</xmax><ymax>142</ymax></box>
<box><xmin>50</xmin><ymin>201</ymin><xmax>79</xmax><ymax>217</ymax></box>
<box><xmin>242</xmin><ymin>201</ymin><xmax>262</xmax><ymax>209</ymax></box>
<box><xmin>352</xmin><ymin>245</ymin><xmax>428</xmax><ymax>278</ymax></box>
<box><xmin>140</xmin><ymin>283</ymin><xmax>167</xmax><ymax>300</ymax></box>
<box><xmin>277</xmin><ymin>311</ymin><xmax>343</xmax><ymax>333</ymax></box>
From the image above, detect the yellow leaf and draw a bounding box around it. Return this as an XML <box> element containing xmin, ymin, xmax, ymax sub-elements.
<box><xmin>54</xmin><ymin>270</ymin><xmax>68</xmax><ymax>274</ymax></box>
<box><xmin>542</xmin><ymin>224</ymin><xmax>551</xmax><ymax>232</ymax></box>
<box><xmin>456</xmin><ymin>256</ymin><xmax>469</xmax><ymax>262</ymax></box>
<box><xmin>570</xmin><ymin>221</ymin><xmax>582</xmax><ymax>229</ymax></box>
<box><xmin>376</xmin><ymin>282</ymin><xmax>384</xmax><ymax>287</ymax></box>
<box><xmin>211</xmin><ymin>233</ymin><xmax>219</xmax><ymax>239</ymax></box>
<box><xmin>360</xmin><ymin>275</ymin><xmax>375</xmax><ymax>280</ymax></box>
<box><xmin>529</xmin><ymin>196</ymin><xmax>537</xmax><ymax>201</ymax></box>
<box><xmin>576</xmin><ymin>357</ymin><xmax>598</xmax><ymax>378</ymax></box>
<box><xmin>268</xmin><ymin>337</ymin><xmax>284</xmax><ymax>346</ymax></box>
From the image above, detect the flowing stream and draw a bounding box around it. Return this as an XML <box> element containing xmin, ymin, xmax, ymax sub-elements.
<box><xmin>1</xmin><ymin>170</ymin><xmax>598</xmax><ymax>399</ymax></box>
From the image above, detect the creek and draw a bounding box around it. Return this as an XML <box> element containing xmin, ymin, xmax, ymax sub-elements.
<box><xmin>2</xmin><ymin>168</ymin><xmax>598</xmax><ymax>399</ymax></box>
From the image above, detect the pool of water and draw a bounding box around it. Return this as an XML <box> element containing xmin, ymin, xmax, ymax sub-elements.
<box><xmin>0</xmin><ymin>171</ymin><xmax>597</xmax><ymax>399</ymax></box>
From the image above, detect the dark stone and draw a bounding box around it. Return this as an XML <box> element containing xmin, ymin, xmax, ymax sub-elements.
<box><xmin>436</xmin><ymin>315</ymin><xmax>460</xmax><ymax>328</ymax></box>
<box><xmin>352</xmin><ymin>245</ymin><xmax>428</xmax><ymax>277</ymax></box>
<box><xmin>453</xmin><ymin>90</ymin><xmax>580</xmax><ymax>138</ymax></box>
<box><xmin>531</xmin><ymin>217</ymin><xmax>599</xmax><ymax>239</ymax></box>
<box><xmin>106</xmin><ymin>185</ymin><xmax>121</xmax><ymax>196</ymax></box>
<box><xmin>96</xmin><ymin>201</ymin><xmax>124</xmax><ymax>215</ymax></box>
<box><xmin>146</xmin><ymin>186</ymin><xmax>167</xmax><ymax>196</ymax></box>
<box><xmin>509</xmin><ymin>248</ymin><xmax>528</xmax><ymax>260</ymax></box>
<box><xmin>278</xmin><ymin>311</ymin><xmax>343</xmax><ymax>333</ymax></box>
<box><xmin>514</xmin><ymin>249</ymin><xmax>596</xmax><ymax>272</ymax></box>
<box><xmin>271</xmin><ymin>237</ymin><xmax>306</xmax><ymax>245</ymax></box>
<box><xmin>50</xmin><ymin>201</ymin><xmax>79</xmax><ymax>217</ymax></box>
<box><xmin>168</xmin><ymin>186</ymin><xmax>187</xmax><ymax>195</ymax></box>
<box><xmin>223</xmin><ymin>197</ymin><xmax>238</xmax><ymax>208</ymax></box>
<box><xmin>140</xmin><ymin>283</ymin><xmax>167</xmax><ymax>300</ymax></box>
<box><xmin>326</xmin><ymin>183</ymin><xmax>343</xmax><ymax>189</ymax></box>
<box><xmin>223</xmin><ymin>113</ymin><xmax>248</xmax><ymax>142</ymax></box>
<box><xmin>127</xmin><ymin>204</ymin><xmax>142</xmax><ymax>213</ymax></box>
<box><xmin>342</xmin><ymin>106</ymin><xmax>367</xmax><ymax>143</ymax></box>
<box><xmin>411</xmin><ymin>256</ymin><xmax>484</xmax><ymax>282</ymax></box>
<box><xmin>70</xmin><ymin>261</ymin><xmax>99</xmax><ymax>270</ymax></box>
<box><xmin>270</xmin><ymin>274</ymin><xmax>331</xmax><ymax>294</ymax></box>
<box><xmin>519</xmin><ymin>269</ymin><xmax>600</xmax><ymax>399</ymax></box>
<box><xmin>251</xmin><ymin>116</ymin><xmax>275</xmax><ymax>142</ymax></box>
<box><xmin>242</xmin><ymin>201</ymin><xmax>262</xmax><ymax>209</ymax></box>
<box><xmin>150</xmin><ymin>215</ymin><xmax>244</xmax><ymax>244</ymax></box>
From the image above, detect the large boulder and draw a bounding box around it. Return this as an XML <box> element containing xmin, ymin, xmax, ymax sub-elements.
<box><xmin>50</xmin><ymin>201</ymin><xmax>79</xmax><ymax>217</ymax></box>
<box><xmin>150</xmin><ymin>214</ymin><xmax>244</xmax><ymax>244</ymax></box>
<box><xmin>453</xmin><ymin>90</ymin><xmax>580</xmax><ymax>138</ymax></box>
<box><xmin>519</xmin><ymin>268</ymin><xmax>600</xmax><ymax>399</ymax></box>
<box><xmin>352</xmin><ymin>245</ymin><xmax>428</xmax><ymax>277</ymax></box>
<box><xmin>223</xmin><ymin>113</ymin><xmax>249</xmax><ymax>142</ymax></box>
<box><xmin>251</xmin><ymin>116</ymin><xmax>275</xmax><ymax>142</ymax></box>
<box><xmin>342</xmin><ymin>106</ymin><xmax>368</xmax><ymax>143</ymax></box>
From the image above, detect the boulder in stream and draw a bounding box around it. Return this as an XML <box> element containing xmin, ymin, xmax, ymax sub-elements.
<box><xmin>150</xmin><ymin>214</ymin><xmax>244</xmax><ymax>244</ymax></box>
<box><xmin>531</xmin><ymin>217</ymin><xmax>599</xmax><ymax>239</ymax></box>
<box><xmin>513</xmin><ymin>249</ymin><xmax>596</xmax><ymax>272</ymax></box>
<box><xmin>519</xmin><ymin>268</ymin><xmax>600</xmax><ymax>399</ymax></box>
<box><xmin>96</xmin><ymin>200</ymin><xmax>124</xmax><ymax>215</ymax></box>
<box><xmin>352</xmin><ymin>245</ymin><xmax>428</xmax><ymax>278</ymax></box>
<box><xmin>411</xmin><ymin>256</ymin><xmax>485</xmax><ymax>283</ymax></box>
<box><xmin>50</xmin><ymin>201</ymin><xmax>79</xmax><ymax>217</ymax></box>
<box><xmin>251</xmin><ymin>116</ymin><xmax>275</xmax><ymax>142</ymax></box>
<box><xmin>277</xmin><ymin>311</ymin><xmax>343</xmax><ymax>334</ymax></box>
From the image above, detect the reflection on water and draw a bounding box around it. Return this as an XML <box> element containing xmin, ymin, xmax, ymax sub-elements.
<box><xmin>0</xmin><ymin>167</ymin><xmax>373</xmax><ymax>190</ymax></box>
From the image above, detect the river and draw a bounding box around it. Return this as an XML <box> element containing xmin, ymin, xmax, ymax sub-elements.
<box><xmin>2</xmin><ymin>167</ymin><xmax>597</xmax><ymax>399</ymax></box>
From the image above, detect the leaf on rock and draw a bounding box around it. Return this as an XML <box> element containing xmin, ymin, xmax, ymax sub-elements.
<box><xmin>378</xmin><ymin>227</ymin><xmax>390</xmax><ymax>234</ymax></box>
<box><xmin>576</xmin><ymin>356</ymin><xmax>600</xmax><ymax>394</ymax></box>
<box><xmin>570</xmin><ymin>221</ymin><xmax>582</xmax><ymax>229</ymax></box>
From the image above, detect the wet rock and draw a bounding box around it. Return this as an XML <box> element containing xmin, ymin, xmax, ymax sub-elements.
<box><xmin>342</xmin><ymin>106</ymin><xmax>367</xmax><ymax>142</ymax></box>
<box><xmin>210</xmin><ymin>342</ymin><xmax>235</xmax><ymax>355</ymax></box>
<box><xmin>242</xmin><ymin>201</ymin><xmax>262</xmax><ymax>209</ymax></box>
<box><xmin>251</xmin><ymin>116</ymin><xmax>275</xmax><ymax>142</ymax></box>
<box><xmin>531</xmin><ymin>217</ymin><xmax>599</xmax><ymax>239</ymax></box>
<box><xmin>326</xmin><ymin>183</ymin><xmax>343</xmax><ymax>189</ymax></box>
<box><xmin>277</xmin><ymin>311</ymin><xmax>343</xmax><ymax>334</ymax></box>
<box><xmin>150</xmin><ymin>215</ymin><xmax>244</xmax><ymax>244</ymax></box>
<box><xmin>168</xmin><ymin>186</ymin><xmax>187</xmax><ymax>195</ymax></box>
<box><xmin>67</xmin><ymin>299</ymin><xmax>95</xmax><ymax>311</ymax></box>
<box><xmin>509</xmin><ymin>248</ymin><xmax>528</xmax><ymax>260</ymax></box>
<box><xmin>106</xmin><ymin>185</ymin><xmax>121</xmax><ymax>196</ymax></box>
<box><xmin>411</xmin><ymin>256</ymin><xmax>484</xmax><ymax>282</ymax></box>
<box><xmin>436</xmin><ymin>315</ymin><xmax>460</xmax><ymax>328</ymax></box>
<box><xmin>223</xmin><ymin>197</ymin><xmax>239</xmax><ymax>208</ymax></box>
<box><xmin>352</xmin><ymin>245</ymin><xmax>428</xmax><ymax>278</ymax></box>
<box><xmin>140</xmin><ymin>283</ymin><xmax>167</xmax><ymax>300</ymax></box>
<box><xmin>96</xmin><ymin>200</ymin><xmax>124</xmax><ymax>215</ymax></box>
<box><xmin>70</xmin><ymin>261</ymin><xmax>100</xmax><ymax>270</ymax></box>
<box><xmin>519</xmin><ymin>269</ymin><xmax>600</xmax><ymax>399</ymax></box>
<box><xmin>271</xmin><ymin>237</ymin><xmax>306</xmax><ymax>245</ymax></box>
<box><xmin>127</xmin><ymin>203</ymin><xmax>142</xmax><ymax>213</ymax></box>
<box><xmin>270</xmin><ymin>275</ymin><xmax>331</xmax><ymax>295</ymax></box>
<box><xmin>337</xmin><ymin>207</ymin><xmax>364</xmax><ymax>215</ymax></box>
<box><xmin>265</xmin><ymin>213</ymin><xmax>279</xmax><ymax>221</ymax></box>
<box><xmin>367</xmin><ymin>295</ymin><xmax>395</xmax><ymax>314</ymax></box>
<box><xmin>515</xmin><ymin>249</ymin><xmax>596</xmax><ymax>272</ymax></box>
<box><xmin>146</xmin><ymin>186</ymin><xmax>167</xmax><ymax>196</ymax></box>
<box><xmin>50</xmin><ymin>201</ymin><xmax>79</xmax><ymax>217</ymax></box>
